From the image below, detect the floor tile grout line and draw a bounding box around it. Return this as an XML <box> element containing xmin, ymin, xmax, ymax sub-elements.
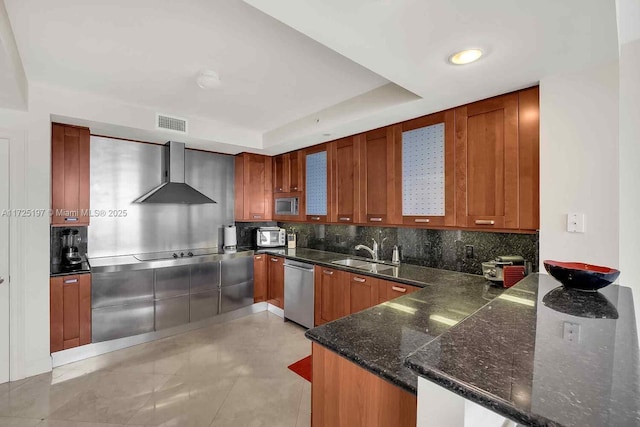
<box><xmin>207</xmin><ymin>375</ymin><xmax>241</xmax><ymax>427</ymax></box>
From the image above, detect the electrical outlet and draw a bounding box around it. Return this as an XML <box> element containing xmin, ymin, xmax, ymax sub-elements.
<box><xmin>563</xmin><ymin>321</ymin><xmax>581</xmax><ymax>343</ymax></box>
<box><xmin>465</xmin><ymin>245</ymin><xmax>474</xmax><ymax>258</ymax></box>
<box><xmin>567</xmin><ymin>213</ymin><xmax>585</xmax><ymax>233</ymax></box>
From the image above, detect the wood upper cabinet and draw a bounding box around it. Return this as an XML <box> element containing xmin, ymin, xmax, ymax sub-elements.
<box><xmin>273</xmin><ymin>151</ymin><xmax>303</xmax><ymax>193</ymax></box>
<box><xmin>51</xmin><ymin>124</ymin><xmax>90</xmax><ymax>226</ymax></box>
<box><xmin>304</xmin><ymin>145</ymin><xmax>330</xmax><ymax>223</ymax></box>
<box><xmin>455</xmin><ymin>92</ymin><xmax>519</xmax><ymax>229</ymax></box>
<box><xmin>378</xmin><ymin>280</ymin><xmax>419</xmax><ymax>304</ymax></box>
<box><xmin>517</xmin><ymin>87</ymin><xmax>540</xmax><ymax>230</ymax></box>
<box><xmin>359</xmin><ymin>127</ymin><xmax>398</xmax><ymax>225</ymax></box>
<box><xmin>329</xmin><ymin>137</ymin><xmax>360</xmax><ymax>224</ymax></box>
<box><xmin>253</xmin><ymin>254</ymin><xmax>268</xmax><ymax>303</ymax></box>
<box><xmin>395</xmin><ymin>110</ymin><xmax>455</xmax><ymax>227</ymax></box>
<box><xmin>234</xmin><ymin>153</ymin><xmax>272</xmax><ymax>221</ymax></box>
<box><xmin>267</xmin><ymin>255</ymin><xmax>284</xmax><ymax>308</ymax></box>
<box><xmin>314</xmin><ymin>266</ymin><xmax>348</xmax><ymax>326</ymax></box>
<box><xmin>50</xmin><ymin>273</ymin><xmax>91</xmax><ymax>353</ymax></box>
<box><xmin>348</xmin><ymin>273</ymin><xmax>379</xmax><ymax>314</ymax></box>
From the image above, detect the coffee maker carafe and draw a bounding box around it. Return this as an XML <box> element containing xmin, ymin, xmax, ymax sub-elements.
<box><xmin>61</xmin><ymin>229</ymin><xmax>83</xmax><ymax>267</ymax></box>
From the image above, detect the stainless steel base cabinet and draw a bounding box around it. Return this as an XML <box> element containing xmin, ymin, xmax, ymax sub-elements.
<box><xmin>155</xmin><ymin>295</ymin><xmax>190</xmax><ymax>330</ymax></box>
<box><xmin>190</xmin><ymin>290</ymin><xmax>219</xmax><ymax>322</ymax></box>
<box><xmin>221</xmin><ymin>257</ymin><xmax>254</xmax><ymax>314</ymax></box>
<box><xmin>92</xmin><ymin>301</ymin><xmax>155</xmax><ymax>342</ymax></box>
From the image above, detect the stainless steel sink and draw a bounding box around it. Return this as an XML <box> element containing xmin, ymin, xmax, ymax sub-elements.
<box><xmin>332</xmin><ymin>258</ymin><xmax>372</xmax><ymax>268</ymax></box>
<box><xmin>331</xmin><ymin>258</ymin><xmax>396</xmax><ymax>273</ymax></box>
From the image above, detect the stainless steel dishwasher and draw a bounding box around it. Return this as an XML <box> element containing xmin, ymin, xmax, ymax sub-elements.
<box><xmin>284</xmin><ymin>259</ymin><xmax>315</xmax><ymax>329</ymax></box>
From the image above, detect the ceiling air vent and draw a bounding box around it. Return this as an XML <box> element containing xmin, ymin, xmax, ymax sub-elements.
<box><xmin>156</xmin><ymin>113</ymin><xmax>188</xmax><ymax>134</ymax></box>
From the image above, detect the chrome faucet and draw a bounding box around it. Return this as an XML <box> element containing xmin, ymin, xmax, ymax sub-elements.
<box><xmin>355</xmin><ymin>238</ymin><xmax>379</xmax><ymax>261</ymax></box>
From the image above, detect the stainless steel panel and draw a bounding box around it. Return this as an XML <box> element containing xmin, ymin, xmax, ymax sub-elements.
<box><xmin>88</xmin><ymin>136</ymin><xmax>234</xmax><ymax>258</ymax></box>
<box><xmin>92</xmin><ymin>270</ymin><xmax>154</xmax><ymax>309</ymax></box>
<box><xmin>155</xmin><ymin>295</ymin><xmax>190</xmax><ymax>330</ymax></box>
<box><xmin>89</xmin><ymin>250</ymin><xmax>254</xmax><ymax>273</ymax></box>
<box><xmin>190</xmin><ymin>262</ymin><xmax>221</xmax><ymax>293</ymax></box>
<box><xmin>221</xmin><ymin>257</ymin><xmax>253</xmax><ymax>287</ymax></box>
<box><xmin>284</xmin><ymin>262</ymin><xmax>315</xmax><ymax>329</ymax></box>
<box><xmin>155</xmin><ymin>266</ymin><xmax>190</xmax><ymax>299</ymax></box>
<box><xmin>92</xmin><ymin>301</ymin><xmax>155</xmax><ymax>342</ymax></box>
<box><xmin>220</xmin><ymin>281</ymin><xmax>254</xmax><ymax>314</ymax></box>
<box><xmin>190</xmin><ymin>290</ymin><xmax>220</xmax><ymax>322</ymax></box>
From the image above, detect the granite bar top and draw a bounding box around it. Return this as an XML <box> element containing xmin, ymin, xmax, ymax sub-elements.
<box><xmin>259</xmin><ymin>247</ymin><xmax>490</xmax><ymax>289</ymax></box>
<box><xmin>303</xmin><ymin>261</ymin><xmax>504</xmax><ymax>394</ymax></box>
<box><xmin>405</xmin><ymin>274</ymin><xmax>639</xmax><ymax>427</ymax></box>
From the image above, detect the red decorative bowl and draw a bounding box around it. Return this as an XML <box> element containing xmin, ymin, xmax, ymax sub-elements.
<box><xmin>543</xmin><ymin>260</ymin><xmax>620</xmax><ymax>291</ymax></box>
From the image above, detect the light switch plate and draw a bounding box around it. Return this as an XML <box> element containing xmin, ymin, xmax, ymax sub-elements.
<box><xmin>567</xmin><ymin>213</ymin><xmax>585</xmax><ymax>233</ymax></box>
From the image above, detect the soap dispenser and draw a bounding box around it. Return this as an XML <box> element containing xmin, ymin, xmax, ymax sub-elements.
<box><xmin>392</xmin><ymin>245</ymin><xmax>400</xmax><ymax>264</ymax></box>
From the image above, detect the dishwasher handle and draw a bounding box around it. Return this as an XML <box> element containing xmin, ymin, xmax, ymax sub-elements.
<box><xmin>284</xmin><ymin>264</ymin><xmax>315</xmax><ymax>273</ymax></box>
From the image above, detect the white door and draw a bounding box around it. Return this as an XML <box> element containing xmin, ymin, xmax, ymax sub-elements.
<box><xmin>0</xmin><ymin>138</ymin><xmax>9</xmax><ymax>384</ymax></box>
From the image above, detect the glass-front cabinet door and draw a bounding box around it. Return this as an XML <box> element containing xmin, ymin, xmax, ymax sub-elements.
<box><xmin>395</xmin><ymin>110</ymin><xmax>455</xmax><ymax>227</ymax></box>
<box><xmin>305</xmin><ymin>146</ymin><xmax>329</xmax><ymax>222</ymax></box>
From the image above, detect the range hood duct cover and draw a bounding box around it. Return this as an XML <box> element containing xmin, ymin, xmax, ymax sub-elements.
<box><xmin>135</xmin><ymin>141</ymin><xmax>217</xmax><ymax>204</ymax></box>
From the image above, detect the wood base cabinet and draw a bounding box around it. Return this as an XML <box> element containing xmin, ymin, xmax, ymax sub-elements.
<box><xmin>378</xmin><ymin>280</ymin><xmax>419</xmax><ymax>303</ymax></box>
<box><xmin>314</xmin><ymin>266</ymin><xmax>348</xmax><ymax>326</ymax></box>
<box><xmin>267</xmin><ymin>256</ymin><xmax>284</xmax><ymax>308</ymax></box>
<box><xmin>312</xmin><ymin>343</ymin><xmax>417</xmax><ymax>427</ymax></box>
<box><xmin>50</xmin><ymin>274</ymin><xmax>91</xmax><ymax>353</ymax></box>
<box><xmin>51</xmin><ymin>124</ymin><xmax>90</xmax><ymax>226</ymax></box>
<box><xmin>253</xmin><ymin>255</ymin><xmax>268</xmax><ymax>303</ymax></box>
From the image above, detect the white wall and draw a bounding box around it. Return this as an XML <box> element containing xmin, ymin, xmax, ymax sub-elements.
<box><xmin>539</xmin><ymin>61</ymin><xmax>620</xmax><ymax>270</ymax></box>
<box><xmin>619</xmin><ymin>38</ymin><xmax>640</xmax><ymax>328</ymax></box>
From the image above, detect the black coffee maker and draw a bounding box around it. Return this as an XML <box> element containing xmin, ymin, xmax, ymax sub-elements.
<box><xmin>61</xmin><ymin>228</ymin><xmax>83</xmax><ymax>268</ymax></box>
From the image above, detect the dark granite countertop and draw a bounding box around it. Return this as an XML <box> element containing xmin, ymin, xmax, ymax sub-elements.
<box><xmin>258</xmin><ymin>247</ymin><xmax>489</xmax><ymax>289</ymax></box>
<box><xmin>405</xmin><ymin>274</ymin><xmax>639</xmax><ymax>427</ymax></box>
<box><xmin>303</xmin><ymin>259</ymin><xmax>504</xmax><ymax>394</ymax></box>
<box><xmin>50</xmin><ymin>261</ymin><xmax>91</xmax><ymax>277</ymax></box>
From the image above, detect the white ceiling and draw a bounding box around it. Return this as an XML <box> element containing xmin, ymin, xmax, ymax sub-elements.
<box><xmin>3</xmin><ymin>0</ymin><xmax>388</xmax><ymax>132</ymax></box>
<box><xmin>3</xmin><ymin>0</ymin><xmax>621</xmax><ymax>153</ymax></box>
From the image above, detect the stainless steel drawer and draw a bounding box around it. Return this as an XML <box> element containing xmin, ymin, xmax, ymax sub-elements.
<box><xmin>92</xmin><ymin>301</ymin><xmax>155</xmax><ymax>342</ymax></box>
<box><xmin>190</xmin><ymin>262</ymin><xmax>220</xmax><ymax>294</ymax></box>
<box><xmin>220</xmin><ymin>281</ymin><xmax>253</xmax><ymax>314</ymax></box>
<box><xmin>190</xmin><ymin>290</ymin><xmax>219</xmax><ymax>322</ymax></box>
<box><xmin>155</xmin><ymin>295</ymin><xmax>189</xmax><ymax>330</ymax></box>
<box><xmin>221</xmin><ymin>257</ymin><xmax>253</xmax><ymax>287</ymax></box>
<box><xmin>155</xmin><ymin>266</ymin><xmax>190</xmax><ymax>299</ymax></box>
<box><xmin>92</xmin><ymin>270</ymin><xmax>154</xmax><ymax>309</ymax></box>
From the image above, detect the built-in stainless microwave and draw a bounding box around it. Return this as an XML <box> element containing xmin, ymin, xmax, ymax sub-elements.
<box><xmin>274</xmin><ymin>197</ymin><xmax>299</xmax><ymax>216</ymax></box>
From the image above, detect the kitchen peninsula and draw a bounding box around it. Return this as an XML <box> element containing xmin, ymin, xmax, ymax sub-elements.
<box><xmin>303</xmin><ymin>269</ymin><xmax>639</xmax><ymax>427</ymax></box>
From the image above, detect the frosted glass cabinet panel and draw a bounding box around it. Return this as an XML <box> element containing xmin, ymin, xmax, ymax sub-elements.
<box><xmin>305</xmin><ymin>150</ymin><xmax>328</xmax><ymax>218</ymax></box>
<box><xmin>397</xmin><ymin>109</ymin><xmax>455</xmax><ymax>227</ymax></box>
<box><xmin>402</xmin><ymin>123</ymin><xmax>445</xmax><ymax>216</ymax></box>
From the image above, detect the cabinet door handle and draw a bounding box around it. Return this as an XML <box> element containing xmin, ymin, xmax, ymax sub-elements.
<box><xmin>311</xmin><ymin>216</ymin><xmax>320</xmax><ymax>221</ymax></box>
<box><xmin>391</xmin><ymin>286</ymin><xmax>407</xmax><ymax>293</ymax></box>
<box><xmin>270</xmin><ymin>258</ymin><xmax>279</xmax><ymax>262</ymax></box>
<box><xmin>65</xmin><ymin>217</ymin><xmax>78</xmax><ymax>222</ymax></box>
<box><xmin>414</xmin><ymin>218</ymin><xmax>430</xmax><ymax>223</ymax></box>
<box><xmin>64</xmin><ymin>278</ymin><xmax>78</xmax><ymax>284</ymax></box>
<box><xmin>255</xmin><ymin>256</ymin><xmax>262</xmax><ymax>260</ymax></box>
<box><xmin>253</xmin><ymin>215</ymin><xmax>262</xmax><ymax>219</ymax></box>
<box><xmin>475</xmin><ymin>219</ymin><xmax>495</xmax><ymax>225</ymax></box>
<box><xmin>369</xmin><ymin>217</ymin><xmax>382</xmax><ymax>222</ymax></box>
<box><xmin>339</xmin><ymin>217</ymin><xmax>351</xmax><ymax>221</ymax></box>
<box><xmin>291</xmin><ymin>186</ymin><xmax>298</xmax><ymax>191</ymax></box>
<box><xmin>277</xmin><ymin>187</ymin><xmax>283</xmax><ymax>191</ymax></box>
<box><xmin>353</xmin><ymin>277</ymin><xmax>366</xmax><ymax>283</ymax></box>
<box><xmin>323</xmin><ymin>270</ymin><xmax>334</xmax><ymax>275</ymax></box>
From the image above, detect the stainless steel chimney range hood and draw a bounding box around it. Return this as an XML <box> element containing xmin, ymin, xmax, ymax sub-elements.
<box><xmin>135</xmin><ymin>141</ymin><xmax>217</xmax><ymax>204</ymax></box>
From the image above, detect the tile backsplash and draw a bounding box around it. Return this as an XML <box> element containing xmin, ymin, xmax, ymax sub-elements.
<box><xmin>236</xmin><ymin>222</ymin><xmax>538</xmax><ymax>276</ymax></box>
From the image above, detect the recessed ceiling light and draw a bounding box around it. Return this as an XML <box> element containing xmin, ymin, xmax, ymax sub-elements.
<box><xmin>196</xmin><ymin>69</ymin><xmax>221</xmax><ymax>89</ymax></box>
<box><xmin>448</xmin><ymin>49</ymin><xmax>483</xmax><ymax>65</ymax></box>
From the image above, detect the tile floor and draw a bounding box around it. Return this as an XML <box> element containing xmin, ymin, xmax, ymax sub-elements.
<box><xmin>0</xmin><ymin>311</ymin><xmax>312</xmax><ymax>427</ymax></box>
